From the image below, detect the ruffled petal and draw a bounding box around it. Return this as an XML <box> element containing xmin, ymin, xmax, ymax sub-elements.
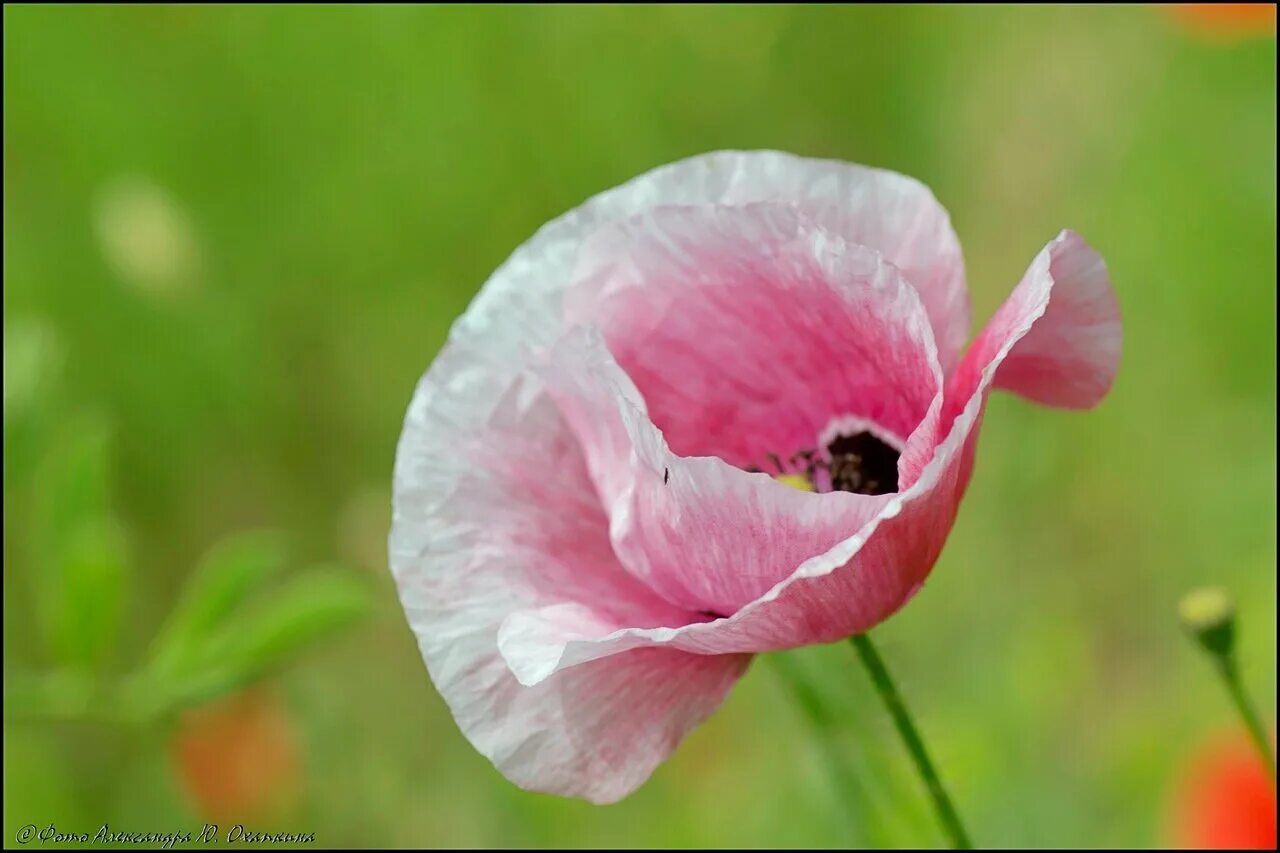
<box><xmin>541</xmin><ymin>204</ymin><xmax>941</xmax><ymax>617</ymax></box>
<box><xmin>654</xmin><ymin>152</ymin><xmax>969</xmax><ymax>370</ymax></box>
<box><xmin>499</xmin><ymin>232</ymin><xmax>1120</xmax><ymax>684</ymax></box>
<box><xmin>537</xmin><ymin>324</ymin><xmax>897</xmax><ymax>619</ymax></box>
<box><xmin>565</xmin><ymin>203</ymin><xmax>941</xmax><ymax>471</ymax></box>
<box><xmin>391</xmin><ymin>372</ymin><xmax>747</xmax><ymax>802</ymax></box>
<box><xmin>416</xmin><ymin>152</ymin><xmax>966</xmax><ymax>447</ymax></box>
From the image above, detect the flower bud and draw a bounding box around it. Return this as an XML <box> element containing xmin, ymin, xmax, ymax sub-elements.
<box><xmin>1179</xmin><ymin>587</ymin><xmax>1236</xmax><ymax>660</ymax></box>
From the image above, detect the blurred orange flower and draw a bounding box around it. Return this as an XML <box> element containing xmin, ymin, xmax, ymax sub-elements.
<box><xmin>170</xmin><ymin>688</ymin><xmax>300</xmax><ymax>824</ymax></box>
<box><xmin>1169</xmin><ymin>731</ymin><xmax>1277</xmax><ymax>849</ymax></box>
<box><xmin>1164</xmin><ymin>4</ymin><xmax>1277</xmax><ymax>39</ymax></box>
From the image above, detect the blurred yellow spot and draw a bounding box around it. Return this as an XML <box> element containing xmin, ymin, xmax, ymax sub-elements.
<box><xmin>94</xmin><ymin>176</ymin><xmax>201</xmax><ymax>298</ymax></box>
<box><xmin>775</xmin><ymin>474</ymin><xmax>813</xmax><ymax>493</ymax></box>
<box><xmin>1178</xmin><ymin>586</ymin><xmax>1237</xmax><ymax>658</ymax></box>
<box><xmin>1178</xmin><ymin>586</ymin><xmax>1235</xmax><ymax>632</ymax></box>
<box><xmin>3</xmin><ymin>316</ymin><xmax>62</xmax><ymax>417</ymax></box>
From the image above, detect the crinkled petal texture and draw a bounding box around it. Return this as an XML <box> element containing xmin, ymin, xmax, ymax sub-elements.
<box><xmin>390</xmin><ymin>151</ymin><xmax>1121</xmax><ymax>803</ymax></box>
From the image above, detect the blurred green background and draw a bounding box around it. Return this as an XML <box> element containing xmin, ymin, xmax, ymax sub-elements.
<box><xmin>4</xmin><ymin>4</ymin><xmax>1275</xmax><ymax>848</ymax></box>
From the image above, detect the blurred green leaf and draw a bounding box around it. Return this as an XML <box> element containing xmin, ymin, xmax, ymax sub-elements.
<box><xmin>2</xmin><ymin>316</ymin><xmax>64</xmax><ymax>488</ymax></box>
<box><xmin>28</xmin><ymin>416</ymin><xmax>114</xmax><ymax>662</ymax></box>
<box><xmin>143</xmin><ymin>565</ymin><xmax>371</xmax><ymax>714</ymax></box>
<box><xmin>32</xmin><ymin>416</ymin><xmax>111</xmax><ymax>552</ymax></box>
<box><xmin>50</xmin><ymin>517</ymin><xmax>130</xmax><ymax>670</ymax></box>
<box><xmin>146</xmin><ymin>529</ymin><xmax>289</xmax><ymax>678</ymax></box>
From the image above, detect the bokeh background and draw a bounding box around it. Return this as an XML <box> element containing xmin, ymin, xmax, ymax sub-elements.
<box><xmin>4</xmin><ymin>4</ymin><xmax>1276</xmax><ymax>848</ymax></box>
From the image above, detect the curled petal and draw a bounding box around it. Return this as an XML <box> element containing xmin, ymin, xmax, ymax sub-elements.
<box><xmin>391</xmin><ymin>375</ymin><xmax>747</xmax><ymax>802</ymax></box>
<box><xmin>542</xmin><ymin>203</ymin><xmax>941</xmax><ymax>617</ymax></box>
<box><xmin>959</xmin><ymin>230</ymin><xmax>1121</xmax><ymax>411</ymax></box>
<box><xmin>538</xmin><ymin>325</ymin><xmax>899</xmax><ymax>620</ymax></box>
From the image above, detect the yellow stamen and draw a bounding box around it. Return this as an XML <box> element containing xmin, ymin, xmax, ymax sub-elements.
<box><xmin>775</xmin><ymin>474</ymin><xmax>814</xmax><ymax>493</ymax></box>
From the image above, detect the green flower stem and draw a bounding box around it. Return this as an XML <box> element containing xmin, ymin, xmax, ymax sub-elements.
<box><xmin>1213</xmin><ymin>656</ymin><xmax>1276</xmax><ymax>781</ymax></box>
<box><xmin>850</xmin><ymin>633</ymin><xmax>973</xmax><ymax>849</ymax></box>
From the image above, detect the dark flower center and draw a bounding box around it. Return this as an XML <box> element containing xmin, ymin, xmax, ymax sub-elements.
<box><xmin>823</xmin><ymin>431</ymin><xmax>900</xmax><ymax>495</ymax></box>
<box><xmin>750</xmin><ymin>430</ymin><xmax>901</xmax><ymax>495</ymax></box>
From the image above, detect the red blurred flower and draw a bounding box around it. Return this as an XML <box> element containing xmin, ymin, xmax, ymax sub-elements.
<box><xmin>1170</xmin><ymin>731</ymin><xmax>1277</xmax><ymax>849</ymax></box>
<box><xmin>1164</xmin><ymin>4</ymin><xmax>1277</xmax><ymax>39</ymax></box>
<box><xmin>170</xmin><ymin>688</ymin><xmax>300</xmax><ymax>823</ymax></box>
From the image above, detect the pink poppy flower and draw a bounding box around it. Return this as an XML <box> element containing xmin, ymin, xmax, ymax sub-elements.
<box><xmin>390</xmin><ymin>151</ymin><xmax>1121</xmax><ymax>803</ymax></box>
